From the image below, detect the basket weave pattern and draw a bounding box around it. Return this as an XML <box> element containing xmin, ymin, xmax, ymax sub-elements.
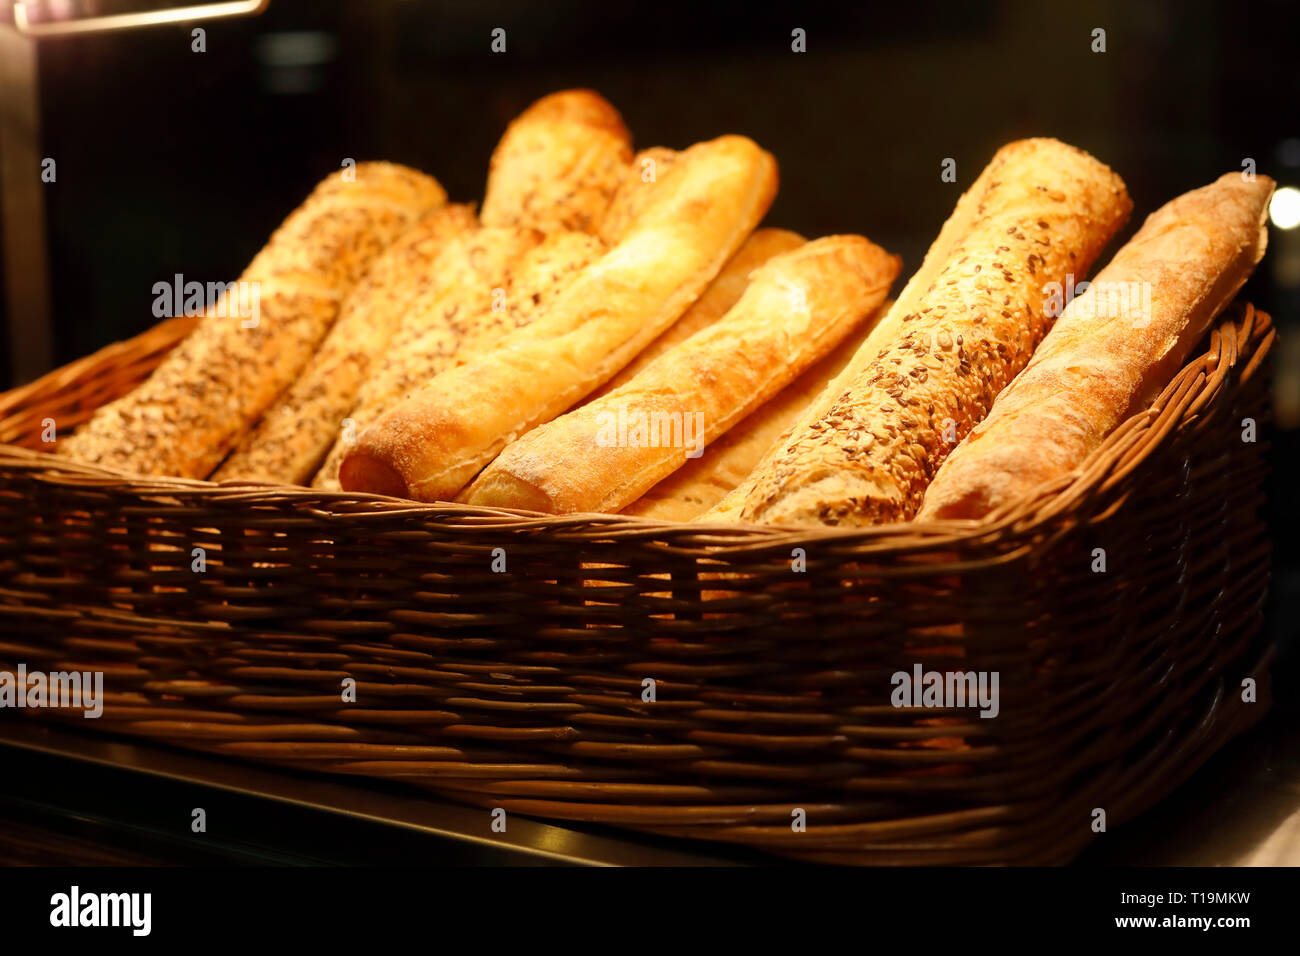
<box><xmin>0</xmin><ymin>304</ymin><xmax>1275</xmax><ymax>864</ymax></box>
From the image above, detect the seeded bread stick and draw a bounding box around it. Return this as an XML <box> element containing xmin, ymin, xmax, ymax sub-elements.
<box><xmin>60</xmin><ymin>162</ymin><xmax>447</xmax><ymax>478</ymax></box>
<box><xmin>480</xmin><ymin>89</ymin><xmax>632</xmax><ymax>235</ymax></box>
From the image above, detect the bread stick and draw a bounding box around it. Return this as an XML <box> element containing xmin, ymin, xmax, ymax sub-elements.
<box><xmin>705</xmin><ymin>138</ymin><xmax>1131</xmax><ymax>527</ymax></box>
<box><xmin>60</xmin><ymin>162</ymin><xmax>446</xmax><ymax>478</ymax></box>
<box><xmin>917</xmin><ymin>172</ymin><xmax>1273</xmax><ymax>520</ymax></box>
<box><xmin>595</xmin><ymin>147</ymin><xmax>680</xmax><ymax>245</ymax></box>
<box><xmin>589</xmin><ymin>227</ymin><xmax>806</xmax><ymax>401</ymax></box>
<box><xmin>622</xmin><ymin>303</ymin><xmax>888</xmax><ymax>521</ymax></box>
<box><xmin>464</xmin><ymin>236</ymin><xmax>899</xmax><ymax>514</ymax></box>
<box><xmin>213</xmin><ymin>203</ymin><xmax>477</xmax><ymax>485</ymax></box>
<box><xmin>480</xmin><ymin>89</ymin><xmax>632</xmax><ymax>235</ymax></box>
<box><xmin>311</xmin><ymin>226</ymin><xmax>603</xmax><ymax>489</ymax></box>
<box><xmin>340</xmin><ymin>134</ymin><xmax>780</xmax><ymax>501</ymax></box>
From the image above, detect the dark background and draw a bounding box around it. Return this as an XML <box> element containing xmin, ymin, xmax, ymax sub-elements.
<box><xmin>6</xmin><ymin>0</ymin><xmax>1300</xmax><ymax>384</ymax></box>
<box><xmin>0</xmin><ymin>0</ymin><xmax>1298</xmax><ymax>865</ymax></box>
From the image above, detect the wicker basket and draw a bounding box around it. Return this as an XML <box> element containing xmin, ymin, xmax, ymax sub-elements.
<box><xmin>0</xmin><ymin>303</ymin><xmax>1276</xmax><ymax>865</ymax></box>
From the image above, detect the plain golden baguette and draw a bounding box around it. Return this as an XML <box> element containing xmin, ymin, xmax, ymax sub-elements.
<box><xmin>311</xmin><ymin>226</ymin><xmax>603</xmax><ymax>489</ymax></box>
<box><xmin>623</xmin><ymin>302</ymin><xmax>889</xmax><ymax>521</ymax></box>
<box><xmin>464</xmin><ymin>236</ymin><xmax>900</xmax><ymax>514</ymax></box>
<box><xmin>705</xmin><ymin>137</ymin><xmax>1131</xmax><ymax>527</ymax></box>
<box><xmin>917</xmin><ymin>172</ymin><xmax>1274</xmax><ymax>521</ymax></box>
<box><xmin>480</xmin><ymin>89</ymin><xmax>632</xmax><ymax>234</ymax></box>
<box><xmin>589</xmin><ymin>227</ymin><xmax>806</xmax><ymax>401</ymax></box>
<box><xmin>340</xmin><ymin>134</ymin><xmax>780</xmax><ymax>501</ymax></box>
<box><xmin>595</xmin><ymin>147</ymin><xmax>680</xmax><ymax>244</ymax></box>
<box><xmin>60</xmin><ymin>162</ymin><xmax>446</xmax><ymax>479</ymax></box>
<box><xmin>212</xmin><ymin>203</ymin><xmax>478</xmax><ymax>485</ymax></box>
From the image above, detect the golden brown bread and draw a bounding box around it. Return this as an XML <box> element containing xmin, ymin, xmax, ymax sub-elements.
<box><xmin>917</xmin><ymin>172</ymin><xmax>1274</xmax><ymax>520</ymax></box>
<box><xmin>212</xmin><ymin>203</ymin><xmax>478</xmax><ymax>485</ymax></box>
<box><xmin>622</xmin><ymin>302</ymin><xmax>889</xmax><ymax>521</ymax></box>
<box><xmin>311</xmin><ymin>226</ymin><xmax>604</xmax><ymax>490</ymax></box>
<box><xmin>589</xmin><ymin>227</ymin><xmax>806</xmax><ymax>401</ymax></box>
<box><xmin>704</xmin><ymin>138</ymin><xmax>1131</xmax><ymax>527</ymax></box>
<box><xmin>339</xmin><ymin>134</ymin><xmax>780</xmax><ymax>501</ymax></box>
<box><xmin>60</xmin><ymin>162</ymin><xmax>447</xmax><ymax>479</ymax></box>
<box><xmin>595</xmin><ymin>147</ymin><xmax>680</xmax><ymax>244</ymax></box>
<box><xmin>463</xmin><ymin>236</ymin><xmax>899</xmax><ymax>514</ymax></box>
<box><xmin>480</xmin><ymin>89</ymin><xmax>633</xmax><ymax>235</ymax></box>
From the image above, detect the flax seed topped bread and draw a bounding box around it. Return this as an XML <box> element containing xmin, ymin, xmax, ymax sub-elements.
<box><xmin>60</xmin><ymin>162</ymin><xmax>447</xmax><ymax>479</ymax></box>
<box><xmin>480</xmin><ymin>89</ymin><xmax>633</xmax><ymax>235</ymax></box>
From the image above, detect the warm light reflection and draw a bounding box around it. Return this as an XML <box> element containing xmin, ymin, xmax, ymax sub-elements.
<box><xmin>1270</xmin><ymin>186</ymin><xmax>1300</xmax><ymax>230</ymax></box>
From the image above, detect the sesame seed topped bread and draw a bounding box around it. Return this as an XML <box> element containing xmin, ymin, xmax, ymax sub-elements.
<box><xmin>917</xmin><ymin>171</ymin><xmax>1273</xmax><ymax>521</ymax></box>
<box><xmin>60</xmin><ymin>162</ymin><xmax>447</xmax><ymax>479</ymax></box>
<box><xmin>212</xmin><ymin>202</ymin><xmax>479</xmax><ymax>486</ymax></box>
<box><xmin>704</xmin><ymin>138</ymin><xmax>1131</xmax><ymax>527</ymax></box>
<box><xmin>464</xmin><ymin>235</ymin><xmax>899</xmax><ymax>515</ymax></box>
<box><xmin>339</xmin><ymin>134</ymin><xmax>779</xmax><ymax>502</ymax></box>
<box><xmin>480</xmin><ymin>89</ymin><xmax>633</xmax><ymax>235</ymax></box>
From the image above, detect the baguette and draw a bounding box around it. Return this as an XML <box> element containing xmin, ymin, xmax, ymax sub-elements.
<box><xmin>465</xmin><ymin>236</ymin><xmax>899</xmax><ymax>514</ymax></box>
<box><xmin>589</xmin><ymin>227</ymin><xmax>806</xmax><ymax>401</ymax></box>
<box><xmin>705</xmin><ymin>138</ymin><xmax>1131</xmax><ymax>527</ymax></box>
<box><xmin>595</xmin><ymin>147</ymin><xmax>680</xmax><ymax>244</ymax></box>
<box><xmin>623</xmin><ymin>302</ymin><xmax>889</xmax><ymax>521</ymax></box>
<box><xmin>480</xmin><ymin>89</ymin><xmax>633</xmax><ymax>235</ymax></box>
<box><xmin>311</xmin><ymin>226</ymin><xmax>604</xmax><ymax>489</ymax></box>
<box><xmin>917</xmin><ymin>172</ymin><xmax>1274</xmax><ymax>520</ymax></box>
<box><xmin>340</xmin><ymin>134</ymin><xmax>780</xmax><ymax>501</ymax></box>
<box><xmin>213</xmin><ymin>203</ymin><xmax>478</xmax><ymax>484</ymax></box>
<box><xmin>60</xmin><ymin>162</ymin><xmax>446</xmax><ymax>478</ymax></box>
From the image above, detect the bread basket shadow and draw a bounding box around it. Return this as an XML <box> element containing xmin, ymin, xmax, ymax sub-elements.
<box><xmin>0</xmin><ymin>303</ymin><xmax>1275</xmax><ymax>864</ymax></box>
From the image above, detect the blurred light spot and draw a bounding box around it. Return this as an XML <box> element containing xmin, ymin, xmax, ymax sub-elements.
<box><xmin>1270</xmin><ymin>186</ymin><xmax>1300</xmax><ymax>230</ymax></box>
<box><xmin>254</xmin><ymin>31</ymin><xmax>338</xmax><ymax>67</ymax></box>
<box><xmin>254</xmin><ymin>31</ymin><xmax>336</xmax><ymax>95</ymax></box>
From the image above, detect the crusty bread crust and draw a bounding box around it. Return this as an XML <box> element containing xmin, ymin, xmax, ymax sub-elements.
<box><xmin>60</xmin><ymin>162</ymin><xmax>446</xmax><ymax>479</ymax></box>
<box><xmin>595</xmin><ymin>147</ymin><xmax>680</xmax><ymax>245</ymax></box>
<box><xmin>311</xmin><ymin>226</ymin><xmax>603</xmax><ymax>490</ymax></box>
<box><xmin>589</xmin><ymin>227</ymin><xmax>806</xmax><ymax>401</ymax></box>
<box><xmin>623</xmin><ymin>302</ymin><xmax>888</xmax><ymax>521</ymax></box>
<box><xmin>706</xmin><ymin>138</ymin><xmax>1132</xmax><ymax>527</ymax></box>
<box><xmin>340</xmin><ymin>134</ymin><xmax>779</xmax><ymax>502</ymax></box>
<box><xmin>480</xmin><ymin>89</ymin><xmax>633</xmax><ymax>235</ymax></box>
<box><xmin>463</xmin><ymin>236</ymin><xmax>899</xmax><ymax>514</ymax></box>
<box><xmin>213</xmin><ymin>203</ymin><xmax>478</xmax><ymax>485</ymax></box>
<box><xmin>917</xmin><ymin>172</ymin><xmax>1273</xmax><ymax>520</ymax></box>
